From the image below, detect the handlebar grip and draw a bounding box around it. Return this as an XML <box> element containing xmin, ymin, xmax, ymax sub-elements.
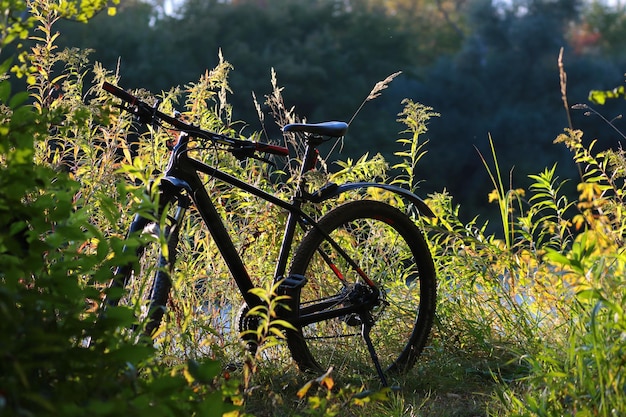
<box><xmin>102</xmin><ymin>81</ymin><xmax>139</xmax><ymax>105</ymax></box>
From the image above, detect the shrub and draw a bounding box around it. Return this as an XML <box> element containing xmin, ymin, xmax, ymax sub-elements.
<box><xmin>0</xmin><ymin>1</ymin><xmax>243</xmax><ymax>415</ymax></box>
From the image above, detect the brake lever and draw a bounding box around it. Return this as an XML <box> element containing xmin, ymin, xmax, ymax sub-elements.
<box><xmin>231</xmin><ymin>146</ymin><xmax>277</xmax><ymax>168</ymax></box>
<box><xmin>112</xmin><ymin>102</ymin><xmax>149</xmax><ymax>124</ymax></box>
<box><xmin>125</xmin><ymin>102</ymin><xmax>152</xmax><ymax>125</ymax></box>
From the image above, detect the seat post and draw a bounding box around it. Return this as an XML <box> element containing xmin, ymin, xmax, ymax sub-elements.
<box><xmin>293</xmin><ymin>134</ymin><xmax>326</xmax><ymax>202</ymax></box>
<box><xmin>300</xmin><ymin>135</ymin><xmax>324</xmax><ymax>176</ymax></box>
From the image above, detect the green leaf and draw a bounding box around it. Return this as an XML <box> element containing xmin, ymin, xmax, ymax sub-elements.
<box><xmin>9</xmin><ymin>91</ymin><xmax>30</xmax><ymax>109</ymax></box>
<box><xmin>588</xmin><ymin>85</ymin><xmax>625</xmax><ymax>105</ymax></box>
<box><xmin>0</xmin><ymin>80</ymin><xmax>11</xmax><ymax>104</ymax></box>
<box><xmin>544</xmin><ymin>249</ymin><xmax>572</xmax><ymax>267</ymax></box>
<box><xmin>588</xmin><ymin>90</ymin><xmax>607</xmax><ymax>105</ymax></box>
<box><xmin>576</xmin><ymin>289</ymin><xmax>603</xmax><ymax>302</ymax></box>
<box><xmin>0</xmin><ymin>57</ymin><xmax>13</xmax><ymax>73</ymax></box>
<box><xmin>147</xmin><ymin>374</ymin><xmax>186</xmax><ymax>394</ymax></box>
<box><xmin>196</xmin><ymin>392</ymin><xmax>240</xmax><ymax>417</ymax></box>
<box><xmin>106</xmin><ymin>344</ymin><xmax>154</xmax><ymax>364</ymax></box>
<box><xmin>186</xmin><ymin>359</ymin><xmax>221</xmax><ymax>384</ymax></box>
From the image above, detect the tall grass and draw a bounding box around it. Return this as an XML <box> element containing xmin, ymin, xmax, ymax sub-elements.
<box><xmin>494</xmin><ymin>127</ymin><xmax>626</xmax><ymax>417</ymax></box>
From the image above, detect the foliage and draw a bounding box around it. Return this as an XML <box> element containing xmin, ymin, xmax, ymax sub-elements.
<box><xmin>583</xmin><ymin>0</ymin><xmax>626</xmax><ymax>58</ymax></box>
<box><xmin>420</xmin><ymin>73</ymin><xmax>625</xmax><ymax>415</ymax></box>
<box><xmin>589</xmin><ymin>84</ymin><xmax>625</xmax><ymax>105</ymax></box>
<box><xmin>392</xmin><ymin>99</ymin><xmax>439</xmax><ymax>193</ymax></box>
<box><xmin>0</xmin><ymin>1</ymin><xmax>243</xmax><ymax>416</ymax></box>
<box><xmin>495</xmin><ymin>127</ymin><xmax>626</xmax><ymax>416</ymax></box>
<box><xmin>0</xmin><ymin>0</ymin><xmax>117</xmax><ymax>55</ymax></box>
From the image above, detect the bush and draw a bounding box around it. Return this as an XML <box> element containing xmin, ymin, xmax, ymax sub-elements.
<box><xmin>0</xmin><ymin>1</ymin><xmax>242</xmax><ymax>415</ymax></box>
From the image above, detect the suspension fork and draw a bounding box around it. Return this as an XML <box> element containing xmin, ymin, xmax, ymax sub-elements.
<box><xmin>110</xmin><ymin>178</ymin><xmax>190</xmax><ymax>287</ymax></box>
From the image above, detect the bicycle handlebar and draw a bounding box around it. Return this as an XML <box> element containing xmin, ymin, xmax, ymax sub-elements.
<box><xmin>102</xmin><ymin>82</ymin><xmax>289</xmax><ymax>157</ymax></box>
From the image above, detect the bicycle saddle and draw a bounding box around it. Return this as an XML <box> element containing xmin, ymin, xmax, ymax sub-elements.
<box><xmin>282</xmin><ymin>121</ymin><xmax>348</xmax><ymax>138</ymax></box>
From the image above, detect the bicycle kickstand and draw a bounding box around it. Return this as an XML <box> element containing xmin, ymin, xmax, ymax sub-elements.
<box><xmin>361</xmin><ymin>315</ymin><xmax>388</xmax><ymax>387</ymax></box>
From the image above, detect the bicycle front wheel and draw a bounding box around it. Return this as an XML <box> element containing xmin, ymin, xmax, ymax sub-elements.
<box><xmin>287</xmin><ymin>200</ymin><xmax>436</xmax><ymax>379</ymax></box>
<box><xmin>109</xmin><ymin>215</ymin><xmax>180</xmax><ymax>337</ymax></box>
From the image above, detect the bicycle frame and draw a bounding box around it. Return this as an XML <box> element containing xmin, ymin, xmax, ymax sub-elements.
<box><xmin>149</xmin><ymin>131</ymin><xmax>316</xmax><ymax>309</ymax></box>
<box><xmin>127</xmin><ymin>129</ymin><xmax>434</xmax><ymax>318</ymax></box>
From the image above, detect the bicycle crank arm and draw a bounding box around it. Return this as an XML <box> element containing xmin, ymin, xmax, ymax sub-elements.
<box><xmin>294</xmin><ymin>301</ymin><xmax>377</xmax><ymax>327</ymax></box>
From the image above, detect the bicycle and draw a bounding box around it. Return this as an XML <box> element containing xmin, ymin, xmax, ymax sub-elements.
<box><xmin>102</xmin><ymin>81</ymin><xmax>437</xmax><ymax>386</ymax></box>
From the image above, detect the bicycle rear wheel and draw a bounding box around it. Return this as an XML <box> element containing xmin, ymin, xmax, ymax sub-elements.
<box><xmin>287</xmin><ymin>200</ymin><xmax>436</xmax><ymax>379</ymax></box>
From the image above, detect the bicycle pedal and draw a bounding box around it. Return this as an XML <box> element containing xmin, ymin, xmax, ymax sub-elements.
<box><xmin>278</xmin><ymin>274</ymin><xmax>307</xmax><ymax>290</ymax></box>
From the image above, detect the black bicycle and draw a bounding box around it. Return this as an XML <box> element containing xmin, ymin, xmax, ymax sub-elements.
<box><xmin>102</xmin><ymin>82</ymin><xmax>437</xmax><ymax>386</ymax></box>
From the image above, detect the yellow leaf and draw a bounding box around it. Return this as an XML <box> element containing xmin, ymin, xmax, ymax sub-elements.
<box><xmin>296</xmin><ymin>380</ymin><xmax>313</xmax><ymax>399</ymax></box>
<box><xmin>183</xmin><ymin>368</ymin><xmax>194</xmax><ymax>384</ymax></box>
<box><xmin>353</xmin><ymin>396</ymin><xmax>370</xmax><ymax>406</ymax></box>
<box><xmin>513</xmin><ymin>187</ymin><xmax>526</xmax><ymax>197</ymax></box>
<box><xmin>572</xmin><ymin>214</ymin><xmax>586</xmax><ymax>231</ymax></box>
<box><xmin>107</xmin><ymin>7</ymin><xmax>116</xmax><ymax>16</ymax></box>
<box><xmin>320</xmin><ymin>374</ymin><xmax>334</xmax><ymax>390</ymax></box>
<box><xmin>488</xmin><ymin>189</ymin><xmax>500</xmax><ymax>203</ymax></box>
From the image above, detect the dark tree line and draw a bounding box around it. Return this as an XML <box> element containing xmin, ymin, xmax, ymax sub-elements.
<box><xmin>53</xmin><ymin>0</ymin><xmax>626</xmax><ymax>222</ymax></box>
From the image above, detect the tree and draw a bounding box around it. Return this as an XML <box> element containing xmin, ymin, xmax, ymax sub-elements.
<box><xmin>350</xmin><ymin>0</ymin><xmax>467</xmax><ymax>65</ymax></box>
<box><xmin>57</xmin><ymin>0</ymin><xmax>432</xmax><ymax>156</ymax></box>
<box><xmin>581</xmin><ymin>0</ymin><xmax>626</xmax><ymax>60</ymax></box>
<box><xmin>407</xmin><ymin>0</ymin><xmax>598</xmax><ymax>220</ymax></box>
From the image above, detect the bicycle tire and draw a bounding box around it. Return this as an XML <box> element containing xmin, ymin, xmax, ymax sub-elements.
<box><xmin>111</xmin><ymin>217</ymin><xmax>180</xmax><ymax>337</ymax></box>
<box><xmin>286</xmin><ymin>200</ymin><xmax>436</xmax><ymax>378</ymax></box>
